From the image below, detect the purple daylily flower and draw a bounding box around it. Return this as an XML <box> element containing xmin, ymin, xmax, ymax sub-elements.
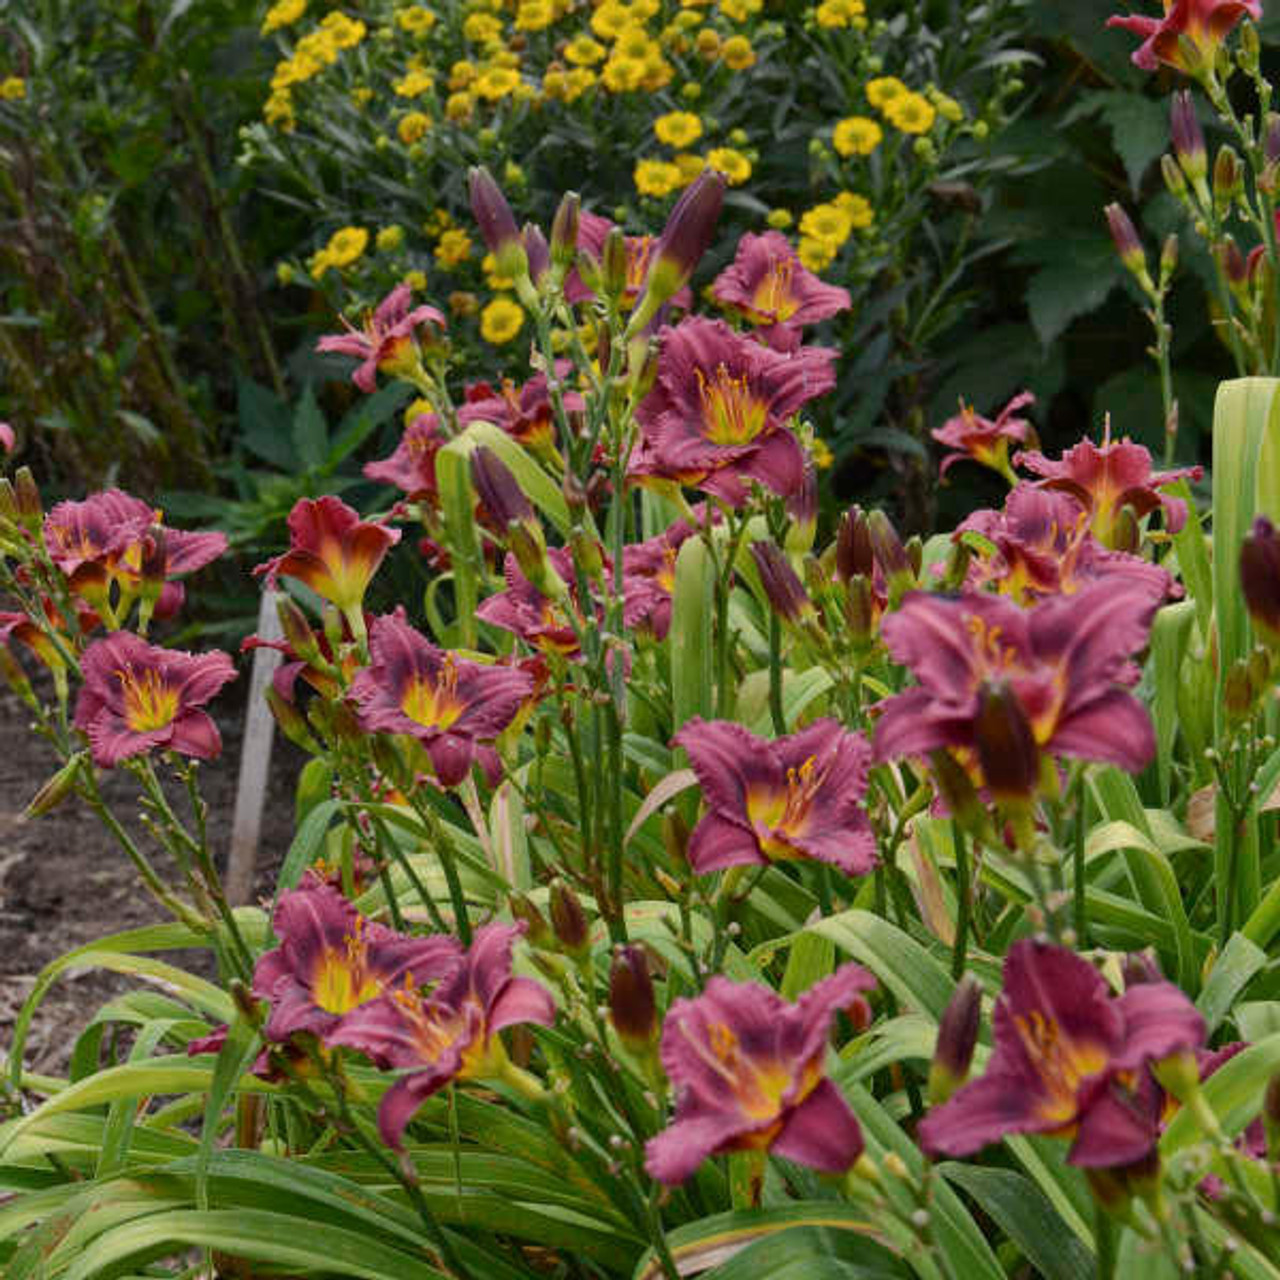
<box><xmin>645</xmin><ymin>964</ymin><xmax>876</xmax><ymax>1184</ymax></box>
<box><xmin>363</xmin><ymin>410</ymin><xmax>445</xmax><ymax>503</ymax></box>
<box><xmin>329</xmin><ymin>922</ymin><xmax>556</xmax><ymax>1148</ymax></box>
<box><xmin>317</xmin><ymin>284</ymin><xmax>445</xmax><ymax>393</ymax></box>
<box><xmin>918</xmin><ymin>940</ymin><xmax>1204</xmax><ymax>1166</ymax></box>
<box><xmin>1107</xmin><ymin>0</ymin><xmax>1261</xmax><ymax>74</ymax></box>
<box><xmin>456</xmin><ymin>366</ymin><xmax>585</xmax><ymax>462</ymax></box>
<box><xmin>932</xmin><ymin>391</ymin><xmax>1036</xmax><ymax>483</ymax></box>
<box><xmin>674</xmin><ymin>717</ymin><xmax>877</xmax><ymax>876</ymax></box>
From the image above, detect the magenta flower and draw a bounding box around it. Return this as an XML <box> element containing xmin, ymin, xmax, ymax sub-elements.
<box><xmin>317</xmin><ymin>285</ymin><xmax>445</xmax><ymax>393</ymax></box>
<box><xmin>571</xmin><ymin>212</ymin><xmax>694</xmax><ymax>312</ymax></box>
<box><xmin>254</xmin><ymin>496</ymin><xmax>400</xmax><ymax>614</ymax></box>
<box><xmin>959</xmin><ymin>485</ymin><xmax>1174</xmax><ymax>605</ymax></box>
<box><xmin>919</xmin><ymin>940</ymin><xmax>1204</xmax><ymax>1165</ymax></box>
<box><xmin>674</xmin><ymin>718</ymin><xmax>877</xmax><ymax>875</ymax></box>
<box><xmin>933</xmin><ymin>391</ymin><xmax>1036</xmax><ymax>484</ymax></box>
<box><xmin>622</xmin><ymin>519</ymin><xmax>695</xmax><ymax>641</ymax></box>
<box><xmin>0</xmin><ymin>422</ymin><xmax>14</xmax><ymax>454</ymax></box>
<box><xmin>1107</xmin><ymin>0</ymin><xmax>1261</xmax><ymax>73</ymax></box>
<box><xmin>712</xmin><ymin>231</ymin><xmax>851</xmax><ymax>351</ymax></box>
<box><xmin>1015</xmin><ymin>433</ymin><xmax>1202</xmax><ymax>550</ymax></box>
<box><xmin>329</xmin><ymin>922</ymin><xmax>556</xmax><ymax>1148</ymax></box>
<box><xmin>363</xmin><ymin>410</ymin><xmax>445</xmax><ymax>502</ymax></box>
<box><xmin>74</xmin><ymin>632</ymin><xmax>236</xmax><ymax>767</ymax></box>
<box><xmin>630</xmin><ymin>317</ymin><xmax>835</xmax><ymax>505</ymax></box>
<box><xmin>456</xmin><ymin>368</ymin><xmax>584</xmax><ymax>460</ymax></box>
<box><xmin>645</xmin><ymin>965</ymin><xmax>876</xmax><ymax>1184</ymax></box>
<box><xmin>874</xmin><ymin>583</ymin><xmax>1160</xmax><ymax>790</ymax></box>
<box><xmin>253</xmin><ymin>879</ymin><xmax>463</xmax><ymax>1044</ymax></box>
<box><xmin>348</xmin><ymin>613</ymin><xmax>534</xmax><ymax>786</ymax></box>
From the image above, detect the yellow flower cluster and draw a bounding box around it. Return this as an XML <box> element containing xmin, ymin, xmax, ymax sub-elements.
<box><xmin>396</xmin><ymin>7</ymin><xmax>437</xmax><ymax>35</ymax></box>
<box><xmin>266</xmin><ymin>10</ymin><xmax>367</xmax><ymax>130</ymax></box>
<box><xmin>797</xmin><ymin>193</ymin><xmax>872</xmax><ymax>271</ymax></box>
<box><xmin>865</xmin><ymin>76</ymin><xmax>936</xmax><ymax>134</ymax></box>
<box><xmin>262</xmin><ymin>0</ymin><xmax>305</xmax><ymax>36</ymax></box>
<box><xmin>832</xmin><ymin>115</ymin><xmax>881</xmax><ymax>157</ymax></box>
<box><xmin>814</xmin><ymin>0</ymin><xmax>866</xmax><ymax>29</ymax></box>
<box><xmin>309</xmin><ymin>226</ymin><xmax>369</xmax><ymax>280</ymax></box>
<box><xmin>0</xmin><ymin>76</ymin><xmax>26</xmax><ymax>101</ymax></box>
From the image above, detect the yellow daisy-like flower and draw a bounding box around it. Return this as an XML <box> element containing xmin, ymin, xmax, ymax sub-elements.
<box><xmin>296</xmin><ymin>31</ymin><xmax>339</xmax><ymax>66</ymax></box>
<box><xmin>565</xmin><ymin>35</ymin><xmax>606</xmax><ymax>64</ymax></box>
<box><xmin>516</xmin><ymin>0</ymin><xmax>555</xmax><ymax>30</ymax></box>
<box><xmin>642</xmin><ymin>51</ymin><xmax>675</xmax><ymax>90</ymax></box>
<box><xmin>264</xmin><ymin>90</ymin><xmax>295</xmax><ymax>129</ymax></box>
<box><xmin>396</xmin><ymin>7</ymin><xmax>437</xmax><ymax>34</ymax></box>
<box><xmin>0</xmin><ymin>75</ymin><xmax>25</xmax><ymax>100</ymax></box>
<box><xmin>814</xmin><ymin>0</ymin><xmax>865</xmax><ymax>27</ymax></box>
<box><xmin>474</xmin><ymin>66</ymin><xmax>521</xmax><ymax>100</ymax></box>
<box><xmin>398</xmin><ymin>111</ymin><xmax>432</xmax><ymax>143</ymax></box>
<box><xmin>591</xmin><ymin>1</ymin><xmax>635</xmax><ymax>39</ymax></box>
<box><xmin>481</xmin><ymin>296</ymin><xmax>525</xmax><ymax>345</ymax></box>
<box><xmin>634</xmin><ymin>159</ymin><xmax>683</xmax><ymax>197</ymax></box>
<box><xmin>832</xmin><ymin>115</ymin><xmax>882</xmax><ymax>157</ymax></box>
<box><xmin>865</xmin><ymin>75</ymin><xmax>907</xmax><ymax>108</ymax></box>
<box><xmin>706</xmin><ymin>147</ymin><xmax>752</xmax><ymax>186</ymax></box>
<box><xmin>377</xmin><ymin>225</ymin><xmax>406</xmax><ymax>252</ymax></box>
<box><xmin>463</xmin><ymin>12</ymin><xmax>503</xmax><ymax>43</ymax></box>
<box><xmin>321</xmin><ymin>226</ymin><xmax>369</xmax><ymax>270</ymax></box>
<box><xmin>721</xmin><ymin>0</ymin><xmax>762</xmax><ymax>19</ymax></box>
<box><xmin>271</xmin><ymin>52</ymin><xmax>323</xmax><ymax>90</ymax></box>
<box><xmin>482</xmin><ymin>252</ymin><xmax>515</xmax><ymax>290</ymax></box>
<box><xmin>320</xmin><ymin>12</ymin><xmax>366</xmax><ymax>48</ymax></box>
<box><xmin>602</xmin><ymin>56</ymin><xmax>646</xmax><ymax>92</ymax></box>
<box><xmin>613</xmin><ymin>25</ymin><xmax>657</xmax><ymax>61</ymax></box>
<box><xmin>653</xmin><ymin>110</ymin><xmax>702</xmax><ymax>147</ymax></box>
<box><xmin>446</xmin><ymin>90</ymin><xmax>474</xmax><ymax>121</ymax></box>
<box><xmin>720</xmin><ymin>34</ymin><xmax>755</xmax><ymax>70</ymax></box>
<box><xmin>883</xmin><ymin>91</ymin><xmax>936</xmax><ymax>134</ymax></box>
<box><xmin>261</xmin><ymin>0</ymin><xmax>306</xmax><ymax>35</ymax></box>
<box><xmin>564</xmin><ymin>67</ymin><xmax>598</xmax><ymax>100</ymax></box>
<box><xmin>435</xmin><ymin>228</ymin><xmax>473</xmax><ymax>268</ymax></box>
<box><xmin>798</xmin><ymin>236</ymin><xmax>836</xmax><ymax>272</ymax></box>
<box><xmin>450</xmin><ymin>59</ymin><xmax>477</xmax><ymax>88</ymax></box>
<box><xmin>673</xmin><ymin>152</ymin><xmax>707</xmax><ymax>185</ymax></box>
<box><xmin>541</xmin><ymin>69</ymin><xmax>568</xmax><ymax>99</ymax></box>
<box><xmin>404</xmin><ymin>270</ymin><xmax>428</xmax><ymax>291</ymax></box>
<box><xmin>834</xmin><ymin>190</ymin><xmax>874</xmax><ymax>228</ymax></box>
<box><xmin>766</xmin><ymin>207</ymin><xmax>793</xmax><ymax>229</ymax></box>
<box><xmin>394</xmin><ymin>67</ymin><xmax>435</xmax><ymax>97</ymax></box>
<box><xmin>799</xmin><ymin>202</ymin><xmax>854</xmax><ymax>246</ymax></box>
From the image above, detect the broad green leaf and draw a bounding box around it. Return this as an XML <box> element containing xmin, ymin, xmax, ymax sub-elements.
<box><xmin>275</xmin><ymin>795</ymin><xmax>346</xmax><ymax>896</ymax></box>
<box><xmin>1197</xmin><ymin>932</ymin><xmax>1267</xmax><ymax>1034</ymax></box>
<box><xmin>671</xmin><ymin>535</ymin><xmax>715</xmax><ymax>730</ymax></box>
<box><xmin>1149</xmin><ymin>600</ymin><xmax>1195</xmax><ymax>804</ymax></box>
<box><xmin>292</xmin><ymin>381</ymin><xmax>327</xmax><ymax>470</ymax></box>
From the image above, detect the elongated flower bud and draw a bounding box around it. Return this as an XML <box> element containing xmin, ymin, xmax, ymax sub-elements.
<box><xmin>550</xmin><ymin>191</ymin><xmax>580</xmax><ymax>275</ymax></box>
<box><xmin>471</xmin><ymin>446</ymin><xmax>534</xmax><ymax>527</ymax></box>
<box><xmin>25</xmin><ymin>752</ymin><xmax>84</xmax><ymax>818</ymax></box>
<box><xmin>13</xmin><ymin>467</ymin><xmax>42</xmax><ymax>533</ymax></box>
<box><xmin>785</xmin><ymin>462</ymin><xmax>818</xmax><ymax>552</ymax></box>
<box><xmin>974</xmin><ymin>682</ymin><xmax>1038</xmax><ymax>799</ymax></box>
<box><xmin>265</xmin><ymin>686</ymin><xmax>322</xmax><ymax>752</ymax></box>
<box><xmin>1213</xmin><ymin>145</ymin><xmax>1243</xmax><ymax>216</ymax></box>
<box><xmin>277</xmin><ymin>596</ymin><xmax>323</xmax><ymax>668</ymax></box>
<box><xmin>1106</xmin><ymin>203</ymin><xmax>1148</xmax><ymax>283</ymax></box>
<box><xmin>927</xmin><ymin>974</ymin><xmax>981</xmax><ymax>1105</ymax></box>
<box><xmin>835</xmin><ymin>506</ymin><xmax>873</xmax><ymax>582</ymax></box>
<box><xmin>601</xmin><ymin>227</ymin><xmax>629</xmax><ymax>304</ymax></box>
<box><xmin>609</xmin><ymin>944</ymin><xmax>658</xmax><ymax>1053</ymax></box>
<box><xmin>1161</xmin><ymin>152</ymin><xmax>1188</xmax><ymax>200</ymax></box>
<box><xmin>1241</xmin><ymin>516</ymin><xmax>1280</xmax><ymax>647</ymax></box>
<box><xmin>524</xmin><ymin>223</ymin><xmax>552</xmax><ymax>289</ymax></box>
<box><xmin>1170</xmin><ymin>91</ymin><xmax>1206</xmax><ymax>184</ymax></box>
<box><xmin>866</xmin><ymin>509</ymin><xmax>913</xmax><ymax>604</ymax></box>
<box><xmin>510</xmin><ymin>893</ymin><xmax>554</xmax><ymax>949</ymax></box>
<box><xmin>469</xmin><ymin>166</ymin><xmax>528</xmax><ymax>281</ymax></box>
<box><xmin>750</xmin><ymin>541</ymin><xmax>813</xmax><ymax>623</ymax></box>
<box><xmin>549</xmin><ymin>879</ymin><xmax>590</xmax><ymax>957</ymax></box>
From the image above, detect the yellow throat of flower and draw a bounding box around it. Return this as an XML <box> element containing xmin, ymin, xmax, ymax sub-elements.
<box><xmin>401</xmin><ymin>657</ymin><xmax>464</xmax><ymax>730</ymax></box>
<box><xmin>119</xmin><ymin>665</ymin><xmax>180</xmax><ymax>732</ymax></box>
<box><xmin>697</xmin><ymin>363</ymin><xmax>768</xmax><ymax>446</ymax></box>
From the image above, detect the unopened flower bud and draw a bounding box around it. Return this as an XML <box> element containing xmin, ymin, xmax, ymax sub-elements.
<box><xmin>13</xmin><ymin>467</ymin><xmax>42</xmax><ymax>533</ymax></box>
<box><xmin>609</xmin><ymin>944</ymin><xmax>658</xmax><ymax>1053</ymax></box>
<box><xmin>1161</xmin><ymin>152</ymin><xmax>1188</xmax><ymax>201</ymax></box>
<box><xmin>562</xmin><ymin>470</ymin><xmax>588</xmax><ymax>519</ymax></box>
<box><xmin>1170</xmin><ymin>91</ymin><xmax>1206</xmax><ymax>184</ymax></box>
<box><xmin>929</xmin><ymin>749</ymin><xmax>991</xmax><ymax>841</ymax></box>
<box><xmin>785</xmin><ymin>461</ymin><xmax>818</xmax><ymax>552</ymax></box>
<box><xmin>1217</xmin><ymin>234</ymin><xmax>1249</xmax><ymax>294</ymax></box>
<box><xmin>1241</xmin><ymin>516</ymin><xmax>1280</xmax><ymax>648</ymax></box>
<box><xmin>550</xmin><ymin>191</ymin><xmax>580</xmax><ymax>276</ymax></box>
<box><xmin>662</xmin><ymin>810</ymin><xmax>689</xmax><ymax>864</ymax></box>
<box><xmin>1105</xmin><ymin>204</ymin><xmax>1150</xmax><ymax>286</ymax></box>
<box><xmin>469</xmin><ymin>166</ymin><xmax>528</xmax><ymax>281</ymax></box>
<box><xmin>524</xmin><ymin>223</ymin><xmax>552</xmax><ymax>289</ymax></box>
<box><xmin>509</xmin><ymin>893</ymin><xmax>554</xmax><ymax>949</ymax></box>
<box><xmin>265</xmin><ymin>686</ymin><xmax>321</xmax><ymax>752</ymax></box>
<box><xmin>749</xmin><ymin>541</ymin><xmax>813</xmax><ymax>624</ymax></box>
<box><xmin>276</xmin><ymin>596</ymin><xmax>323</xmax><ymax>667</ymax></box>
<box><xmin>1223</xmin><ymin>659</ymin><xmax>1256</xmax><ymax>722</ymax></box>
<box><xmin>1239</xmin><ymin>18</ymin><xmax>1260</xmax><ymax>72</ymax></box>
<box><xmin>843</xmin><ymin>574</ymin><xmax>877</xmax><ymax>651</ymax></box>
<box><xmin>25</xmin><ymin>751</ymin><xmax>84</xmax><ymax>818</ymax></box>
<box><xmin>137</xmin><ymin>525</ymin><xmax>168</xmax><ymax>607</ymax></box>
<box><xmin>601</xmin><ymin>227</ymin><xmax>629</xmax><ymax>305</ymax></box>
<box><xmin>1152</xmin><ymin>1048</ymin><xmax>1202</xmax><ymax>1105</ymax></box>
<box><xmin>865</xmin><ymin>509</ymin><xmax>913</xmax><ymax>604</ymax></box>
<box><xmin>835</xmin><ymin>506</ymin><xmax>874</xmax><ymax>582</ymax></box>
<box><xmin>549</xmin><ymin>879</ymin><xmax>590</xmax><ymax>956</ymax></box>
<box><xmin>1213</xmin><ymin>145</ymin><xmax>1243</xmax><ymax>216</ymax></box>
<box><xmin>471</xmin><ymin>446</ymin><xmax>534</xmax><ymax>528</ymax></box>
<box><xmin>927</xmin><ymin>974</ymin><xmax>982</xmax><ymax>1105</ymax></box>
<box><xmin>974</xmin><ymin>682</ymin><xmax>1038</xmax><ymax>800</ymax></box>
<box><xmin>1160</xmin><ymin>232</ymin><xmax>1178</xmax><ymax>279</ymax></box>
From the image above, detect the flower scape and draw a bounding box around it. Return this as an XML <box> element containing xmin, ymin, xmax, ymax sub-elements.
<box><xmin>8</xmin><ymin>6</ymin><xmax>1280</xmax><ymax>1280</ymax></box>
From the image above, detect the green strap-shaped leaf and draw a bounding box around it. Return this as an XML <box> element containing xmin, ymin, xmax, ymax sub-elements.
<box><xmin>1162</xmin><ymin>1031</ymin><xmax>1280</xmax><ymax>1154</ymax></box>
<box><xmin>671</xmin><ymin>534</ymin><xmax>716</xmax><ymax>730</ymax></box>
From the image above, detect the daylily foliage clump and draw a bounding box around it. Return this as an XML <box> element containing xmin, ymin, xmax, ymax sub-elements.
<box><xmin>7</xmin><ymin>11</ymin><xmax>1280</xmax><ymax>1273</ymax></box>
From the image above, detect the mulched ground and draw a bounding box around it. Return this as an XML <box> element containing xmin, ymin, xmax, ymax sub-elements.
<box><xmin>0</xmin><ymin>679</ymin><xmax>303</xmax><ymax>1076</ymax></box>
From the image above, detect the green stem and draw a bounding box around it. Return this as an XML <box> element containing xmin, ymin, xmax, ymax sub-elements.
<box><xmin>1096</xmin><ymin>1202</ymin><xmax>1118</xmax><ymax>1280</ymax></box>
<box><xmin>951</xmin><ymin>822</ymin><xmax>971</xmax><ymax>980</ymax></box>
<box><xmin>768</xmin><ymin>610</ymin><xmax>786</xmax><ymax>735</ymax></box>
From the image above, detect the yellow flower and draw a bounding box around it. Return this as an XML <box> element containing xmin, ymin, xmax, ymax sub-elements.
<box><xmin>296</xmin><ymin>31</ymin><xmax>340</xmax><ymax>66</ymax></box>
<box><xmin>435</xmin><ymin>228</ymin><xmax>473</xmax><ymax>268</ymax></box>
<box><xmin>516</xmin><ymin>0</ymin><xmax>555</xmax><ymax>29</ymax></box>
<box><xmin>541</xmin><ymin>69</ymin><xmax>568</xmax><ymax>99</ymax></box>
<box><xmin>721</xmin><ymin>0</ymin><xmax>762</xmax><ymax>19</ymax></box>
<box><xmin>321</xmin><ymin>226</ymin><xmax>369</xmax><ymax>273</ymax></box>
<box><xmin>319</xmin><ymin>12</ymin><xmax>366</xmax><ymax>48</ymax></box>
<box><xmin>565</xmin><ymin>67</ymin><xmax>598</xmax><ymax>100</ymax></box>
<box><xmin>463</xmin><ymin>12</ymin><xmax>503</xmax><ymax>43</ymax></box>
<box><xmin>351</xmin><ymin>85</ymin><xmax>374</xmax><ymax>106</ymax></box>
<box><xmin>449</xmin><ymin>59</ymin><xmax>477</xmax><ymax>88</ymax></box>
<box><xmin>475</xmin><ymin>66</ymin><xmax>521</xmax><ymax>99</ymax></box>
<box><xmin>798</xmin><ymin>236</ymin><xmax>836</xmax><ymax>272</ymax></box>
<box><xmin>653</xmin><ymin>110</ymin><xmax>702</xmax><ymax>147</ymax></box>
<box><xmin>634</xmin><ymin>159</ymin><xmax>683</xmax><ymax>198</ymax></box>
<box><xmin>377</xmin><ymin>225</ymin><xmax>406</xmax><ymax>252</ymax></box>
<box><xmin>694</xmin><ymin>28</ymin><xmax>720</xmax><ymax>58</ymax></box>
<box><xmin>720</xmin><ymin>35</ymin><xmax>755</xmax><ymax>70</ymax></box>
<box><xmin>810</xmin><ymin>437</ymin><xmax>834</xmax><ymax>469</ymax></box>
<box><xmin>394</xmin><ymin>67</ymin><xmax>435</xmax><ymax>97</ymax></box>
<box><xmin>261</xmin><ymin>0</ymin><xmax>306</xmax><ymax>35</ymax></box>
<box><xmin>565</xmin><ymin>35</ymin><xmax>606</xmax><ymax>64</ymax></box>
<box><xmin>446</xmin><ymin>90</ymin><xmax>474</xmax><ymax>121</ymax></box>
<box><xmin>404</xmin><ymin>270</ymin><xmax>428</xmax><ymax>291</ymax></box>
<box><xmin>602</xmin><ymin>56</ymin><xmax>646</xmax><ymax>92</ymax></box>
<box><xmin>814</xmin><ymin>0</ymin><xmax>865</xmax><ymax>27</ymax></box>
<box><xmin>799</xmin><ymin>202</ymin><xmax>854</xmax><ymax>246</ymax></box>
<box><xmin>398</xmin><ymin>110</ymin><xmax>432</xmax><ymax>143</ymax></box>
<box><xmin>834</xmin><ymin>190</ymin><xmax>874</xmax><ymax>228</ymax></box>
<box><xmin>481</xmin><ymin>296</ymin><xmax>525</xmax><ymax>345</ymax></box>
<box><xmin>832</xmin><ymin>115</ymin><xmax>882</xmax><ymax>157</ymax></box>
<box><xmin>264</xmin><ymin>90</ymin><xmax>295</xmax><ymax>129</ymax></box>
<box><xmin>0</xmin><ymin>75</ymin><xmax>25</xmax><ymax>100</ymax></box>
<box><xmin>271</xmin><ymin>52</ymin><xmax>323</xmax><ymax>90</ymax></box>
<box><xmin>673</xmin><ymin>152</ymin><xmax>707</xmax><ymax>184</ymax></box>
<box><xmin>883</xmin><ymin>91</ymin><xmax>936</xmax><ymax>134</ymax></box>
<box><xmin>642</xmin><ymin>51</ymin><xmax>675</xmax><ymax>90</ymax></box>
<box><xmin>706</xmin><ymin>147</ymin><xmax>752</xmax><ymax>186</ymax></box>
<box><xmin>396</xmin><ymin>7</ymin><xmax>438</xmax><ymax>34</ymax></box>
<box><xmin>865</xmin><ymin>75</ymin><xmax>907</xmax><ymax>108</ymax></box>
<box><xmin>482</xmin><ymin>252</ymin><xmax>515</xmax><ymax>290</ymax></box>
<box><xmin>308</xmin><ymin>250</ymin><xmax>335</xmax><ymax>280</ymax></box>
<box><xmin>591</xmin><ymin>1</ymin><xmax>635</xmax><ymax>39</ymax></box>
<box><xmin>614</xmin><ymin>25</ymin><xmax>657</xmax><ymax>61</ymax></box>
<box><xmin>766</xmin><ymin>207</ymin><xmax>793</xmax><ymax>229</ymax></box>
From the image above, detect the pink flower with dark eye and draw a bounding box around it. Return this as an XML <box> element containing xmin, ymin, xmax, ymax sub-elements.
<box><xmin>348</xmin><ymin>613</ymin><xmax>535</xmax><ymax>786</ymax></box>
<box><xmin>933</xmin><ymin>392</ymin><xmax>1037</xmax><ymax>484</ymax></box>
<box><xmin>630</xmin><ymin>317</ymin><xmax>835</xmax><ymax>505</ymax></box>
<box><xmin>645</xmin><ymin>965</ymin><xmax>876</xmax><ymax>1184</ymax></box>
<box><xmin>456</xmin><ymin>367</ymin><xmax>585</xmax><ymax>461</ymax></box>
<box><xmin>874</xmin><ymin>583</ymin><xmax>1161</xmax><ymax>792</ymax></box>
<box><xmin>74</xmin><ymin>632</ymin><xmax>236</xmax><ymax>767</ymax></box>
<box><xmin>621</xmin><ymin>518</ymin><xmax>696</xmax><ymax>640</ymax></box>
<box><xmin>253</xmin><ymin>879</ymin><xmax>462</xmax><ymax>1045</ymax></box>
<box><xmin>712</xmin><ymin>231</ymin><xmax>851</xmax><ymax>351</ymax></box>
<box><xmin>254</xmin><ymin>496</ymin><xmax>400</xmax><ymax>614</ymax></box>
<box><xmin>1107</xmin><ymin>0</ymin><xmax>1261</xmax><ymax>74</ymax></box>
<box><xmin>919</xmin><ymin>940</ymin><xmax>1204</xmax><ymax>1165</ymax></box>
<box><xmin>674</xmin><ymin>718</ymin><xmax>877</xmax><ymax>875</ymax></box>
<box><xmin>329</xmin><ymin>922</ymin><xmax>557</xmax><ymax>1149</ymax></box>
<box><xmin>364</xmin><ymin>410</ymin><xmax>445</xmax><ymax>502</ymax></box>
<box><xmin>1015</xmin><ymin>432</ymin><xmax>1202</xmax><ymax>550</ymax></box>
<box><xmin>317</xmin><ymin>284</ymin><xmax>446</xmax><ymax>394</ymax></box>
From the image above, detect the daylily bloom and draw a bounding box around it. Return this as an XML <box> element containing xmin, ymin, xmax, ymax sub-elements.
<box><xmin>621</xmin><ymin>519</ymin><xmax>695</xmax><ymax>640</ymax></box>
<box><xmin>918</xmin><ymin>940</ymin><xmax>1204</xmax><ymax>1166</ymax></box>
<box><xmin>571</xmin><ymin>212</ymin><xmax>693</xmax><ymax>312</ymax></box>
<box><xmin>630</xmin><ymin>317</ymin><xmax>835</xmax><ymax>505</ymax></box>
<box><xmin>712</xmin><ymin>230</ymin><xmax>851</xmax><ymax>351</ymax></box>
<box><xmin>74</xmin><ymin>632</ymin><xmax>236</xmax><ymax>767</ymax></box>
<box><xmin>252</xmin><ymin>879</ymin><xmax>462</xmax><ymax>1044</ymax></box>
<box><xmin>645</xmin><ymin>964</ymin><xmax>876</xmax><ymax>1184</ymax></box>
<box><xmin>674</xmin><ymin>718</ymin><xmax>877</xmax><ymax>875</ymax></box>
<box><xmin>348</xmin><ymin>613</ymin><xmax>534</xmax><ymax>785</ymax></box>
<box><xmin>363</xmin><ymin>410</ymin><xmax>445</xmax><ymax>502</ymax></box>
<box><xmin>1107</xmin><ymin>0</ymin><xmax>1261</xmax><ymax>74</ymax></box>
<box><xmin>959</xmin><ymin>485</ymin><xmax>1174</xmax><ymax>605</ymax></box>
<box><xmin>1240</xmin><ymin>515</ymin><xmax>1280</xmax><ymax>647</ymax></box>
<box><xmin>254</xmin><ymin>496</ymin><xmax>400</xmax><ymax>615</ymax></box>
<box><xmin>874</xmin><ymin>583</ymin><xmax>1160</xmax><ymax>790</ymax></box>
<box><xmin>317</xmin><ymin>284</ymin><xmax>445</xmax><ymax>393</ymax></box>
<box><xmin>456</xmin><ymin>367</ymin><xmax>584</xmax><ymax>460</ymax></box>
<box><xmin>1</xmin><ymin>596</ymin><xmax>97</xmax><ymax>672</ymax></box>
<box><xmin>1015</xmin><ymin>431</ymin><xmax>1202</xmax><ymax>550</ymax></box>
<box><xmin>329</xmin><ymin>922</ymin><xmax>557</xmax><ymax>1149</ymax></box>
<box><xmin>933</xmin><ymin>391</ymin><xmax>1037</xmax><ymax>484</ymax></box>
